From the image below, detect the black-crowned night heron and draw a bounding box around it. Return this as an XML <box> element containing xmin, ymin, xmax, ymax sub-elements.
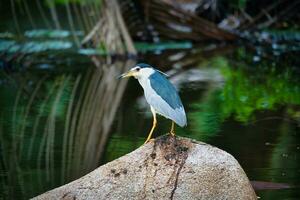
<box><xmin>120</xmin><ymin>63</ymin><xmax>187</xmax><ymax>143</ymax></box>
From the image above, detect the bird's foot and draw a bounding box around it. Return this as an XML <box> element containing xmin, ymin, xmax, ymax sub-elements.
<box><xmin>144</xmin><ymin>138</ymin><xmax>154</xmax><ymax>144</ymax></box>
<box><xmin>169</xmin><ymin>131</ymin><xmax>176</xmax><ymax>137</ymax></box>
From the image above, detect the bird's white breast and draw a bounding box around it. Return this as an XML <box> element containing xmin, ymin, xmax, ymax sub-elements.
<box><xmin>136</xmin><ymin>68</ymin><xmax>159</xmax><ymax>108</ymax></box>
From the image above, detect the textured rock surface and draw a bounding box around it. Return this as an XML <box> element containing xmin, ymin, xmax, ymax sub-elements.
<box><xmin>33</xmin><ymin>135</ymin><xmax>257</xmax><ymax>200</ymax></box>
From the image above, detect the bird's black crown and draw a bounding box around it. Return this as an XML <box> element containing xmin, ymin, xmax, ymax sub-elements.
<box><xmin>136</xmin><ymin>63</ymin><xmax>152</xmax><ymax>68</ymax></box>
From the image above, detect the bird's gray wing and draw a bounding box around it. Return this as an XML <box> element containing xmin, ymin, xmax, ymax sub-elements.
<box><xmin>145</xmin><ymin>71</ymin><xmax>187</xmax><ymax>127</ymax></box>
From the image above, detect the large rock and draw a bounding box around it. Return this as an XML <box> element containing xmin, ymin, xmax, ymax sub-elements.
<box><xmin>33</xmin><ymin>135</ymin><xmax>257</xmax><ymax>200</ymax></box>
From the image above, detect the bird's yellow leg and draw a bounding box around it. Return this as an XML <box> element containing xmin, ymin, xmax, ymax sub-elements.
<box><xmin>144</xmin><ymin>107</ymin><xmax>157</xmax><ymax>144</ymax></box>
<box><xmin>170</xmin><ymin>121</ymin><xmax>175</xmax><ymax>136</ymax></box>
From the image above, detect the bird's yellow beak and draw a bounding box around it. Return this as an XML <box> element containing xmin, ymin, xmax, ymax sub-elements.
<box><xmin>119</xmin><ymin>70</ymin><xmax>137</xmax><ymax>78</ymax></box>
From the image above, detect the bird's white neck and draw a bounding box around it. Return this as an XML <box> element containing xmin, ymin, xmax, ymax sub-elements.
<box><xmin>136</xmin><ymin>68</ymin><xmax>155</xmax><ymax>89</ymax></box>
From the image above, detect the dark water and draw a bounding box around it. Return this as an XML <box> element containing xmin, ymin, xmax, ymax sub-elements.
<box><xmin>1</xmin><ymin>40</ymin><xmax>299</xmax><ymax>199</ymax></box>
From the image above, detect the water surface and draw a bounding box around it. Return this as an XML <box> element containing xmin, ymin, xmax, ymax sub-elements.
<box><xmin>0</xmin><ymin>42</ymin><xmax>300</xmax><ymax>199</ymax></box>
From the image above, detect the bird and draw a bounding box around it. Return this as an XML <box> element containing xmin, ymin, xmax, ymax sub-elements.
<box><xmin>120</xmin><ymin>63</ymin><xmax>187</xmax><ymax>143</ymax></box>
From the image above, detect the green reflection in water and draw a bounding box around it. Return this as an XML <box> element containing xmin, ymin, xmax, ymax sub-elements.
<box><xmin>0</xmin><ymin>72</ymin><xmax>76</xmax><ymax>198</ymax></box>
<box><xmin>0</xmin><ymin>59</ymin><xmax>133</xmax><ymax>199</ymax></box>
<box><xmin>189</xmin><ymin>55</ymin><xmax>300</xmax><ymax>142</ymax></box>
